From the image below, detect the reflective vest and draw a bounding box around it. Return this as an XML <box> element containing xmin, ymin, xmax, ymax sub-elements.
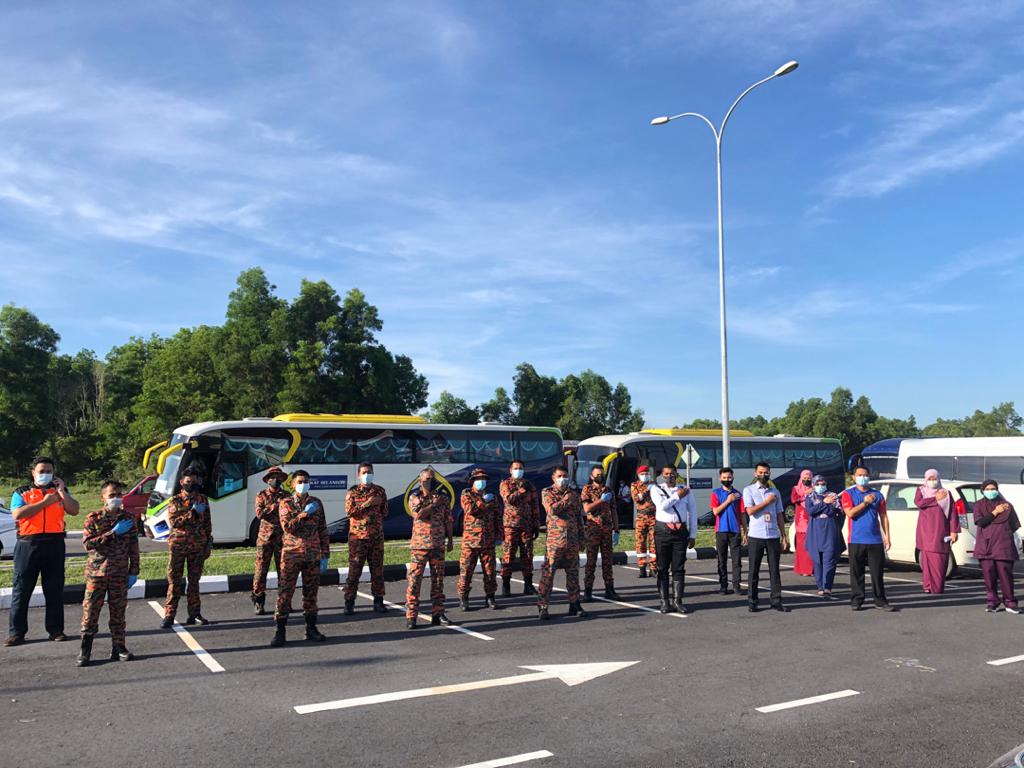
<box><xmin>14</xmin><ymin>485</ymin><xmax>66</xmax><ymax>537</ymax></box>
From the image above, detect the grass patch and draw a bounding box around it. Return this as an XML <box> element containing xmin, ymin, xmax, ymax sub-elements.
<box><xmin>0</xmin><ymin>528</ymin><xmax>718</xmax><ymax>588</ymax></box>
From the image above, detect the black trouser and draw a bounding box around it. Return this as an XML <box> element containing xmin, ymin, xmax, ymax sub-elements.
<box><xmin>715</xmin><ymin>531</ymin><xmax>742</xmax><ymax>589</ymax></box>
<box><xmin>848</xmin><ymin>542</ymin><xmax>887</xmax><ymax>607</ymax></box>
<box><xmin>9</xmin><ymin>536</ymin><xmax>66</xmax><ymax>638</ymax></box>
<box><xmin>654</xmin><ymin>522</ymin><xmax>688</xmax><ymax>597</ymax></box>
<box><xmin>747</xmin><ymin>537</ymin><xmax>783</xmax><ymax>607</ymax></box>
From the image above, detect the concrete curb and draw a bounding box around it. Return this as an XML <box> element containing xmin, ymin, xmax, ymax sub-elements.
<box><xmin>1</xmin><ymin>547</ymin><xmax>718</xmax><ymax>607</ymax></box>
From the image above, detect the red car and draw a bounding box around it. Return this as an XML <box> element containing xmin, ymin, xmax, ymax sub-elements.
<box><xmin>123</xmin><ymin>474</ymin><xmax>157</xmax><ymax>522</ymax></box>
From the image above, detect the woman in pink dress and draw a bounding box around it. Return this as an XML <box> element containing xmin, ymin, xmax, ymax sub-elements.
<box><xmin>790</xmin><ymin>469</ymin><xmax>814</xmax><ymax>576</ymax></box>
<box><xmin>914</xmin><ymin>468</ymin><xmax>961</xmax><ymax>594</ymax></box>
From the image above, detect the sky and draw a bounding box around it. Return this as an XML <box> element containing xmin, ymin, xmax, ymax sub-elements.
<box><xmin>1</xmin><ymin>1</ymin><xmax>1023</xmax><ymax>429</ymax></box>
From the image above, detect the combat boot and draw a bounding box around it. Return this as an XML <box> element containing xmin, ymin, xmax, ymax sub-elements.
<box><xmin>538</xmin><ymin>605</ymin><xmax>550</xmax><ymax>621</ymax></box>
<box><xmin>459</xmin><ymin>595</ymin><xmax>471</xmax><ymax>611</ymax></box>
<box><xmin>431</xmin><ymin>612</ymin><xmax>455</xmax><ymax>626</ymax></box>
<box><xmin>184</xmin><ymin>613</ymin><xmax>209</xmax><ymax>626</ymax></box>
<box><xmin>673</xmin><ymin>581</ymin><xmax>690</xmax><ymax>615</ymax></box>
<box><xmin>604</xmin><ymin>586</ymin><xmax>621</xmax><ymax>600</ymax></box>
<box><xmin>76</xmin><ymin>635</ymin><xmax>93</xmax><ymax>667</ymax></box>
<box><xmin>343</xmin><ymin>599</ymin><xmax>355</xmax><ymax>616</ymax></box>
<box><xmin>502</xmin><ymin>577</ymin><xmax>512</xmax><ymax>597</ymax></box>
<box><xmin>160</xmin><ymin>615</ymin><xmax>174</xmax><ymax>629</ymax></box>
<box><xmin>304</xmin><ymin>614</ymin><xmax>326</xmax><ymax>642</ymax></box>
<box><xmin>406</xmin><ymin>617</ymin><xmax>418</xmax><ymax>629</ymax></box>
<box><xmin>252</xmin><ymin>593</ymin><xmax>265</xmax><ymax>616</ymax></box>
<box><xmin>270</xmin><ymin>616</ymin><xmax>287</xmax><ymax>647</ymax></box>
<box><xmin>658</xmin><ymin>580</ymin><xmax>672</xmax><ymax>614</ymax></box>
<box><xmin>638</xmin><ymin>565</ymin><xmax>649</xmax><ymax>578</ymax></box>
<box><xmin>568</xmin><ymin>601</ymin><xmax>588</xmax><ymax>618</ymax></box>
<box><xmin>110</xmin><ymin>644</ymin><xmax>134</xmax><ymax>661</ymax></box>
<box><xmin>485</xmin><ymin>595</ymin><xmax>500</xmax><ymax>610</ymax></box>
<box><xmin>523</xmin><ymin>578</ymin><xmax>537</xmax><ymax>596</ymax></box>
<box><xmin>373</xmin><ymin>596</ymin><xmax>387</xmax><ymax>613</ymax></box>
<box><xmin>583</xmin><ymin>587</ymin><xmax>593</xmax><ymax>603</ymax></box>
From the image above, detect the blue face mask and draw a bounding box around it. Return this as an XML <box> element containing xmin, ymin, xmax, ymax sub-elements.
<box><xmin>473</xmin><ymin>479</ymin><xmax>486</xmax><ymax>491</ymax></box>
<box><xmin>855</xmin><ymin>476</ymin><xmax>870</xmax><ymax>487</ymax></box>
<box><xmin>814</xmin><ymin>485</ymin><xmax>827</xmax><ymax>494</ymax></box>
<box><xmin>983</xmin><ymin>490</ymin><xmax>999</xmax><ymax>500</ymax></box>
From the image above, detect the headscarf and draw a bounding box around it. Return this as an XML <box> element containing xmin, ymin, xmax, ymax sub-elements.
<box><xmin>919</xmin><ymin>468</ymin><xmax>950</xmax><ymax>518</ymax></box>
<box><xmin>793</xmin><ymin>469</ymin><xmax>813</xmax><ymax>503</ymax></box>
<box><xmin>811</xmin><ymin>474</ymin><xmax>827</xmax><ymax>487</ymax></box>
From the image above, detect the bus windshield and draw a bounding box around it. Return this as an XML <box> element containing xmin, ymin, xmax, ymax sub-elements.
<box><xmin>153</xmin><ymin>433</ymin><xmax>187</xmax><ymax>496</ymax></box>
<box><xmin>575</xmin><ymin>444</ymin><xmax>615</xmax><ymax>487</ymax></box>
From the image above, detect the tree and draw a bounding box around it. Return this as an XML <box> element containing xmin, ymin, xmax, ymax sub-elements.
<box><xmin>45</xmin><ymin>350</ymin><xmax>103</xmax><ymax>480</ymax></box>
<box><xmin>427</xmin><ymin>391</ymin><xmax>479</xmax><ymax>424</ymax></box>
<box><xmin>923</xmin><ymin>402</ymin><xmax>1022</xmax><ymax>437</ymax></box>
<box><xmin>0</xmin><ymin>305</ymin><xmax>59</xmax><ymax>474</ymax></box>
<box><xmin>511</xmin><ymin>363</ymin><xmax>563</xmax><ymax>426</ymax></box>
<box><xmin>479</xmin><ymin>387</ymin><xmax>515</xmax><ymax>424</ymax></box>
<box><xmin>557</xmin><ymin>370</ymin><xmax>644</xmax><ymax>440</ymax></box>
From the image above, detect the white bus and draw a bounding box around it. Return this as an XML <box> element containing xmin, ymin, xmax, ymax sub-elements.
<box><xmin>142</xmin><ymin>414</ymin><xmax>564</xmax><ymax>544</ymax></box>
<box><xmin>574</xmin><ymin>430</ymin><xmax>845</xmax><ymax>527</ymax></box>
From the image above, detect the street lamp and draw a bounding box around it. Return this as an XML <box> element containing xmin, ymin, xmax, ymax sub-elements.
<box><xmin>650</xmin><ymin>61</ymin><xmax>798</xmax><ymax>469</ymax></box>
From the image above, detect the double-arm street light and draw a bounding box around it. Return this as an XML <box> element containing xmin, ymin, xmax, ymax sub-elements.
<box><xmin>650</xmin><ymin>60</ymin><xmax>799</xmax><ymax>468</ymax></box>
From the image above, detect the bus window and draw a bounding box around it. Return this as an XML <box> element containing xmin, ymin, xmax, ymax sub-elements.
<box><xmin>415</xmin><ymin>431</ymin><xmax>468</xmax><ymax>463</ymax></box>
<box><xmin>984</xmin><ymin>457</ymin><xmax>1024</xmax><ymax>485</ymax></box>
<box><xmin>692</xmin><ymin>445</ymin><xmax>721</xmax><ymax>469</ymax></box>
<box><xmin>294</xmin><ymin>436</ymin><xmax>355</xmax><ymax>464</ymax></box>
<box><xmin>729</xmin><ymin>444</ymin><xmax>752</xmax><ymax>468</ymax></box>
<box><xmin>212</xmin><ymin>452</ymin><xmax>247</xmax><ymax>498</ymax></box>
<box><xmin>356</xmin><ymin>430</ymin><xmax>413</xmax><ymax>463</ymax></box>
<box><xmin>954</xmin><ymin>456</ymin><xmax>984</xmax><ymax>482</ymax></box>
<box><xmin>785</xmin><ymin>445</ymin><xmax>816</xmax><ymax>468</ymax></box>
<box><xmin>467</xmin><ymin>434</ymin><xmax>514</xmax><ymax>462</ymax></box>
<box><xmin>907</xmin><ymin>456</ymin><xmax>954</xmax><ymax>479</ymax></box>
<box><xmin>814</xmin><ymin>444</ymin><xmax>843</xmax><ymax>466</ymax></box>
<box><xmin>750</xmin><ymin>446</ymin><xmax>784</xmax><ymax>468</ymax></box>
<box><xmin>517</xmin><ymin>433</ymin><xmax>561</xmax><ymax>463</ymax></box>
<box><xmin>224</xmin><ymin>436</ymin><xmax>290</xmax><ymax>474</ymax></box>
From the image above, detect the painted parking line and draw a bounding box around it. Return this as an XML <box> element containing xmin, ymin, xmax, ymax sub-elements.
<box><xmin>453</xmin><ymin>750</ymin><xmax>554</xmax><ymax>768</ymax></box>
<box><xmin>146</xmin><ymin>600</ymin><xmax>225</xmax><ymax>673</ymax></box>
<box><xmin>348</xmin><ymin>589</ymin><xmax>495</xmax><ymax>641</ymax></box>
<box><xmin>983</xmin><ymin>655</ymin><xmax>1024</xmax><ymax>667</ymax></box>
<box><xmin>756</xmin><ymin>689</ymin><xmax>860</xmax><ymax>713</ymax></box>
<box><xmin>510</xmin><ymin>576</ymin><xmax>688</xmax><ymax>618</ymax></box>
<box><xmin>622</xmin><ymin>565</ymin><xmax>830</xmax><ymax>601</ymax></box>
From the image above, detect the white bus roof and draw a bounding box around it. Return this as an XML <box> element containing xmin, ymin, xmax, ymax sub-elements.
<box><xmin>171</xmin><ymin>417</ymin><xmax>561</xmax><ymax>439</ymax></box>
<box><xmin>578</xmin><ymin>433</ymin><xmax>840</xmax><ymax>450</ymax></box>
<box><xmin>898</xmin><ymin>436</ymin><xmax>1024</xmax><ymax>457</ymax></box>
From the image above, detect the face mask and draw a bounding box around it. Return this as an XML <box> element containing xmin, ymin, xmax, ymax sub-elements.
<box><xmin>555</xmin><ymin>477</ymin><xmax>569</xmax><ymax>488</ymax></box>
<box><xmin>592</xmin><ymin>475</ymin><xmax>604</xmax><ymax>484</ymax></box>
<box><xmin>268</xmin><ymin>478</ymin><xmax>281</xmax><ymax>489</ymax></box>
<box><xmin>756</xmin><ymin>475</ymin><xmax>770</xmax><ymax>485</ymax></box>
<box><xmin>660</xmin><ymin>476</ymin><xmax>673</xmax><ymax>485</ymax></box>
<box><xmin>855</xmin><ymin>476</ymin><xmax>870</xmax><ymax>487</ymax></box>
<box><xmin>105</xmin><ymin>497</ymin><xmax>123</xmax><ymax>511</ymax></box>
<box><xmin>983</xmin><ymin>490</ymin><xmax>999</xmax><ymax>500</ymax></box>
<box><xmin>360</xmin><ymin>473</ymin><xmax>373</xmax><ymax>485</ymax></box>
<box><xmin>181</xmin><ymin>481</ymin><xmax>194</xmax><ymax>492</ymax></box>
<box><xmin>294</xmin><ymin>482</ymin><xmax>309</xmax><ymax>495</ymax></box>
<box><xmin>421</xmin><ymin>479</ymin><xmax>433</xmax><ymax>490</ymax></box>
<box><xmin>814</xmin><ymin>485</ymin><xmax>827</xmax><ymax>495</ymax></box>
<box><xmin>926</xmin><ymin>480</ymin><xmax>939</xmax><ymax>489</ymax></box>
<box><xmin>511</xmin><ymin>469</ymin><xmax>524</xmax><ymax>480</ymax></box>
<box><xmin>35</xmin><ymin>472</ymin><xmax>53</xmax><ymax>486</ymax></box>
<box><xmin>473</xmin><ymin>479</ymin><xmax>486</xmax><ymax>491</ymax></box>
<box><xmin>802</xmin><ymin>479</ymin><xmax>812</xmax><ymax>486</ymax></box>
<box><xmin>639</xmin><ymin>474</ymin><xmax>650</xmax><ymax>483</ymax></box>
<box><xmin>721</xmin><ymin>479</ymin><xmax>732</xmax><ymax>487</ymax></box>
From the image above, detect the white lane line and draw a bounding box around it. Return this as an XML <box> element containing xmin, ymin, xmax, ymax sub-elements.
<box><xmin>347</xmin><ymin>589</ymin><xmax>494</xmax><ymax>641</ymax></box>
<box><xmin>831</xmin><ymin>567</ymin><xmax>973</xmax><ymax>591</ymax></box>
<box><xmin>510</xmin><ymin>576</ymin><xmax>688</xmax><ymax>618</ymax></box>
<box><xmin>681</xmin><ymin>571</ymin><xmax>822</xmax><ymax>600</ymax></box>
<box><xmin>147</xmin><ymin>601</ymin><xmax>225</xmax><ymax>673</ymax></box>
<box><xmin>987</xmin><ymin>654</ymin><xmax>1024</xmax><ymax>667</ymax></box>
<box><xmin>756</xmin><ymin>689</ymin><xmax>860</xmax><ymax>713</ymax></box>
<box><xmin>453</xmin><ymin>750</ymin><xmax>554</xmax><ymax>768</ymax></box>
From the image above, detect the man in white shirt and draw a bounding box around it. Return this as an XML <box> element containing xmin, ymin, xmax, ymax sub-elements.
<box><xmin>650</xmin><ymin>465</ymin><xmax>698</xmax><ymax>614</ymax></box>
<box><xmin>741</xmin><ymin>462</ymin><xmax>789</xmax><ymax>613</ymax></box>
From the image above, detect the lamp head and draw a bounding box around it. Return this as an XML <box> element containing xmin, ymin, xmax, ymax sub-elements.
<box><xmin>774</xmin><ymin>60</ymin><xmax>799</xmax><ymax>77</ymax></box>
<box><xmin>650</xmin><ymin>116</ymin><xmax>671</xmax><ymax>126</ymax></box>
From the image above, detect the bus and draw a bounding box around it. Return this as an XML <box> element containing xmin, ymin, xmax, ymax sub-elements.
<box><xmin>141</xmin><ymin>414</ymin><xmax>564</xmax><ymax>544</ymax></box>
<box><xmin>849</xmin><ymin>437</ymin><xmax>907</xmax><ymax>479</ymax></box>
<box><xmin>573</xmin><ymin>430</ymin><xmax>845</xmax><ymax>528</ymax></box>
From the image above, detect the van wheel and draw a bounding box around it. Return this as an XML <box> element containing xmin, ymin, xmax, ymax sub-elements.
<box><xmin>247</xmin><ymin>518</ymin><xmax>261</xmax><ymax>547</ymax></box>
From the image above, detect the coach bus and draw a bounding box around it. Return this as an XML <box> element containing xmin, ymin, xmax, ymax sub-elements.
<box><xmin>141</xmin><ymin>414</ymin><xmax>563</xmax><ymax>544</ymax></box>
<box><xmin>574</xmin><ymin>430</ymin><xmax>845</xmax><ymax>528</ymax></box>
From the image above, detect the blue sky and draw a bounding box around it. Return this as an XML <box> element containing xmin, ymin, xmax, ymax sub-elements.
<box><xmin>2</xmin><ymin>1</ymin><xmax>1023</xmax><ymax>428</ymax></box>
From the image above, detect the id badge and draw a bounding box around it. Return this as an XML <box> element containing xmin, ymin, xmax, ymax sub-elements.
<box><xmin>764</xmin><ymin>512</ymin><xmax>772</xmax><ymax>525</ymax></box>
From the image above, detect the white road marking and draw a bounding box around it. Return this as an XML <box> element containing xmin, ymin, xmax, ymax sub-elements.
<box><xmin>987</xmin><ymin>654</ymin><xmax>1024</xmax><ymax>667</ymax></box>
<box><xmin>667</xmin><ymin>570</ymin><xmax>820</xmax><ymax>601</ymax></box>
<box><xmin>348</xmin><ymin>589</ymin><xmax>494</xmax><ymax>641</ymax></box>
<box><xmin>756</xmin><ymin>689</ymin><xmax>860</xmax><ymax>713</ymax></box>
<box><xmin>510</xmin><ymin>576</ymin><xmax>688</xmax><ymax>618</ymax></box>
<box><xmin>453</xmin><ymin>750</ymin><xmax>554</xmax><ymax>767</ymax></box>
<box><xmin>147</xmin><ymin>601</ymin><xmax>224</xmax><ymax>673</ymax></box>
<box><xmin>294</xmin><ymin>661</ymin><xmax>639</xmax><ymax>714</ymax></box>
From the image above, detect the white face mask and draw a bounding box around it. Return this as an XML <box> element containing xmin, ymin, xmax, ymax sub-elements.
<box><xmin>294</xmin><ymin>482</ymin><xmax>309</xmax><ymax>495</ymax></box>
<box><xmin>35</xmin><ymin>472</ymin><xmax>53</xmax><ymax>486</ymax></box>
<box><xmin>639</xmin><ymin>474</ymin><xmax>650</xmax><ymax>483</ymax></box>
<box><xmin>511</xmin><ymin>469</ymin><xmax>524</xmax><ymax>480</ymax></box>
<box><xmin>473</xmin><ymin>479</ymin><xmax>487</xmax><ymax>491</ymax></box>
<box><xmin>926</xmin><ymin>479</ymin><xmax>939</xmax><ymax>489</ymax></box>
<box><xmin>105</xmin><ymin>497</ymin><xmax>123</xmax><ymax>511</ymax></box>
<box><xmin>555</xmin><ymin>477</ymin><xmax>569</xmax><ymax>488</ymax></box>
<box><xmin>813</xmin><ymin>485</ymin><xmax>827</xmax><ymax>495</ymax></box>
<box><xmin>360</xmin><ymin>473</ymin><xmax>373</xmax><ymax>485</ymax></box>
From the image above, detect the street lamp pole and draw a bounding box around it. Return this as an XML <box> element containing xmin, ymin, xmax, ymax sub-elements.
<box><xmin>651</xmin><ymin>60</ymin><xmax>798</xmax><ymax>469</ymax></box>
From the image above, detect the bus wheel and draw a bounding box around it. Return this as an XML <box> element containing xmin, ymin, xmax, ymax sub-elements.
<box><xmin>247</xmin><ymin>518</ymin><xmax>261</xmax><ymax>547</ymax></box>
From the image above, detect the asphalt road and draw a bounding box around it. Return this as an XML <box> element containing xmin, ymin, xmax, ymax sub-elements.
<box><xmin>2</xmin><ymin>557</ymin><xmax>1023</xmax><ymax>768</ymax></box>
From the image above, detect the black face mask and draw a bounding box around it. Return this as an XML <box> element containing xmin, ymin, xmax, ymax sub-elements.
<box><xmin>721</xmin><ymin>480</ymin><xmax>732</xmax><ymax>487</ymax></box>
<box><xmin>268</xmin><ymin>479</ymin><xmax>281</xmax><ymax>489</ymax></box>
<box><xmin>592</xmin><ymin>476</ymin><xmax>604</xmax><ymax>484</ymax></box>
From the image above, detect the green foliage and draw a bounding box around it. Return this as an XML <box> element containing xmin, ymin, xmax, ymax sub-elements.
<box><xmin>427</xmin><ymin>391</ymin><xmax>479</xmax><ymax>424</ymax></box>
<box><xmin>922</xmin><ymin>402</ymin><xmax>1023</xmax><ymax>437</ymax></box>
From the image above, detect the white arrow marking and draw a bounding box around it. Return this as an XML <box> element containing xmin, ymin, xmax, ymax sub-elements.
<box><xmin>294</xmin><ymin>661</ymin><xmax>639</xmax><ymax>714</ymax></box>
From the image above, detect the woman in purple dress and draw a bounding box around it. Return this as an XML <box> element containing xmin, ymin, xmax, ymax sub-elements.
<box><xmin>973</xmin><ymin>480</ymin><xmax>1021</xmax><ymax>614</ymax></box>
<box><xmin>913</xmin><ymin>468</ymin><xmax>960</xmax><ymax>594</ymax></box>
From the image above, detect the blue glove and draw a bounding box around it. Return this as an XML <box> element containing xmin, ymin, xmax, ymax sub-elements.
<box><xmin>601</xmin><ymin>492</ymin><xmax>613</xmax><ymax>503</ymax></box>
<box><xmin>319</xmin><ymin>557</ymin><xmax>329</xmax><ymax>574</ymax></box>
<box><xmin>304</xmin><ymin>502</ymin><xmax>319</xmax><ymax>514</ymax></box>
<box><xmin>483</xmin><ymin>493</ymin><xmax>494</xmax><ymax>502</ymax></box>
<box><xmin>127</xmin><ymin>574</ymin><xmax>138</xmax><ymax>589</ymax></box>
<box><xmin>612</xmin><ymin>531</ymin><xmax>620</xmax><ymax>546</ymax></box>
<box><xmin>194</xmin><ymin>502</ymin><xmax>208</xmax><ymax>514</ymax></box>
<box><xmin>112</xmin><ymin>519</ymin><xmax>135</xmax><ymax>535</ymax></box>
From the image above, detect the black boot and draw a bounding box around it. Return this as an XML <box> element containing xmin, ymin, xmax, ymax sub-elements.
<box><xmin>185</xmin><ymin>613</ymin><xmax>209</xmax><ymax>626</ymax></box>
<box><xmin>343</xmin><ymin>600</ymin><xmax>355</xmax><ymax>616</ymax></box>
<box><xmin>270</xmin><ymin>616</ymin><xmax>287</xmax><ymax>647</ymax></box>
<box><xmin>406</xmin><ymin>617</ymin><xmax>418</xmax><ymax>629</ymax></box>
<box><xmin>583</xmin><ymin>587</ymin><xmax>593</xmax><ymax>603</ymax></box>
<box><xmin>251</xmin><ymin>592</ymin><xmax>264</xmax><ymax>616</ymax></box>
<box><xmin>459</xmin><ymin>595</ymin><xmax>471</xmax><ymax>611</ymax></box>
<box><xmin>110</xmin><ymin>644</ymin><xmax>134</xmax><ymax>661</ymax></box>
<box><xmin>674</xmin><ymin>581</ymin><xmax>689</xmax><ymax>615</ymax></box>
<box><xmin>431</xmin><ymin>612</ymin><xmax>455</xmax><ymax>626</ymax></box>
<box><xmin>304</xmin><ymin>614</ymin><xmax>326</xmax><ymax>642</ymax></box>
<box><xmin>538</xmin><ymin>605</ymin><xmax>550</xmax><ymax>620</ymax></box>
<box><xmin>160</xmin><ymin>614</ymin><xmax>174</xmax><ymax>629</ymax></box>
<box><xmin>373</xmin><ymin>596</ymin><xmax>387</xmax><ymax>613</ymax></box>
<box><xmin>658</xmin><ymin>579</ymin><xmax>672</xmax><ymax>614</ymax></box>
<box><xmin>523</xmin><ymin>578</ymin><xmax>537</xmax><ymax>596</ymax></box>
<box><xmin>502</xmin><ymin>577</ymin><xmax>512</xmax><ymax>598</ymax></box>
<box><xmin>604</xmin><ymin>586</ymin><xmax>620</xmax><ymax>600</ymax></box>
<box><xmin>76</xmin><ymin>635</ymin><xmax>93</xmax><ymax>667</ymax></box>
<box><xmin>638</xmin><ymin>565</ymin><xmax>649</xmax><ymax>578</ymax></box>
<box><xmin>568</xmin><ymin>601</ymin><xmax>588</xmax><ymax>618</ymax></box>
<box><xmin>485</xmin><ymin>595</ymin><xmax>500</xmax><ymax>610</ymax></box>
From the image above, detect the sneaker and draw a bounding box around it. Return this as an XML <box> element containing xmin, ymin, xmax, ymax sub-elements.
<box><xmin>1006</xmin><ymin>606</ymin><xmax>1021</xmax><ymax>615</ymax></box>
<box><xmin>986</xmin><ymin>605</ymin><xmax>1004</xmax><ymax>613</ymax></box>
<box><xmin>48</xmin><ymin>632</ymin><xmax>68</xmax><ymax>642</ymax></box>
<box><xmin>4</xmin><ymin>634</ymin><xmax>25</xmax><ymax>647</ymax></box>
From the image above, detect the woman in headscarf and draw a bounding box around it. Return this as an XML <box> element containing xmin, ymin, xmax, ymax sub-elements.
<box><xmin>790</xmin><ymin>469</ymin><xmax>814</xmax><ymax>576</ymax></box>
<box><xmin>972</xmin><ymin>480</ymin><xmax>1021</xmax><ymax>614</ymax></box>
<box><xmin>913</xmin><ymin>468</ymin><xmax>961</xmax><ymax>594</ymax></box>
<box><xmin>804</xmin><ymin>474</ymin><xmax>846</xmax><ymax>598</ymax></box>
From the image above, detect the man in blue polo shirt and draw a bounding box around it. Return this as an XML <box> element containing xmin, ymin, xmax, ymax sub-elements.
<box><xmin>710</xmin><ymin>467</ymin><xmax>745</xmax><ymax>595</ymax></box>
<box><xmin>840</xmin><ymin>465</ymin><xmax>896</xmax><ymax>612</ymax></box>
<box><xmin>741</xmin><ymin>462</ymin><xmax>789</xmax><ymax>613</ymax></box>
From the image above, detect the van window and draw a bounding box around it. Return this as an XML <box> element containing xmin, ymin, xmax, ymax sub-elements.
<box><xmin>907</xmin><ymin>457</ymin><xmax>954</xmax><ymax>480</ymax></box>
<box><xmin>984</xmin><ymin>457</ymin><xmax>1024</xmax><ymax>485</ymax></box>
<box><xmin>954</xmin><ymin>456</ymin><xmax>984</xmax><ymax>482</ymax></box>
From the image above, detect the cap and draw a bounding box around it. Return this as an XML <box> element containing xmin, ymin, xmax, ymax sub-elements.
<box><xmin>637</xmin><ymin>465</ymin><xmax>650</xmax><ymax>473</ymax></box>
<box><xmin>469</xmin><ymin>468</ymin><xmax>489</xmax><ymax>481</ymax></box>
